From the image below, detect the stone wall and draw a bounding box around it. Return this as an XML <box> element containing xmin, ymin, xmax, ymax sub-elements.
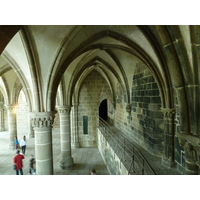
<box><xmin>174</xmin><ymin>89</ymin><xmax>185</xmax><ymax>173</ymax></box>
<box><xmin>98</xmin><ymin>129</ymin><xmax>128</xmax><ymax>175</ymax></box>
<box><xmin>78</xmin><ymin>70</ymin><xmax>112</xmax><ymax>147</ymax></box>
<box><xmin>109</xmin><ymin>62</ymin><xmax>164</xmax><ymax>156</ymax></box>
<box><xmin>16</xmin><ymin>91</ymin><xmax>29</xmax><ymax>138</ymax></box>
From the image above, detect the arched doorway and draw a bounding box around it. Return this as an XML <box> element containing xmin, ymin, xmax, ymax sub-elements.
<box><xmin>99</xmin><ymin>99</ymin><xmax>107</xmax><ymax>121</ymax></box>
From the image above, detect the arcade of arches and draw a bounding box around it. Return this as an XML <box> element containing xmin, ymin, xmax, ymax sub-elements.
<box><xmin>0</xmin><ymin>25</ymin><xmax>200</xmax><ymax>175</ymax></box>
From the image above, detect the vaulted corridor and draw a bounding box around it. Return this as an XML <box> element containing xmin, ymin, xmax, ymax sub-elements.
<box><xmin>0</xmin><ymin>25</ymin><xmax>200</xmax><ymax>177</ymax></box>
<box><xmin>0</xmin><ymin>129</ymin><xmax>109</xmax><ymax>175</ymax></box>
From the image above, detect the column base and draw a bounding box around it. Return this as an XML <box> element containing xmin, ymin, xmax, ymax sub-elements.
<box><xmin>71</xmin><ymin>142</ymin><xmax>80</xmax><ymax>149</ymax></box>
<box><xmin>161</xmin><ymin>157</ymin><xmax>176</xmax><ymax>168</ymax></box>
<box><xmin>185</xmin><ymin>169</ymin><xmax>198</xmax><ymax>175</ymax></box>
<box><xmin>184</xmin><ymin>159</ymin><xmax>198</xmax><ymax>175</ymax></box>
<box><xmin>60</xmin><ymin>157</ymin><xmax>74</xmax><ymax>170</ymax></box>
<box><xmin>196</xmin><ymin>162</ymin><xmax>200</xmax><ymax>175</ymax></box>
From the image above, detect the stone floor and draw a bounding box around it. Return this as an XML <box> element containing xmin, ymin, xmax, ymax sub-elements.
<box><xmin>0</xmin><ymin>128</ymin><xmax>110</xmax><ymax>175</ymax></box>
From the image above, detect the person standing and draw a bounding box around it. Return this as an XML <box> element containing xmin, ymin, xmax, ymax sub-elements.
<box><xmin>20</xmin><ymin>135</ymin><xmax>27</xmax><ymax>155</ymax></box>
<box><xmin>90</xmin><ymin>169</ymin><xmax>97</xmax><ymax>175</ymax></box>
<box><xmin>14</xmin><ymin>136</ymin><xmax>19</xmax><ymax>150</ymax></box>
<box><xmin>29</xmin><ymin>154</ymin><xmax>36</xmax><ymax>175</ymax></box>
<box><xmin>13</xmin><ymin>150</ymin><xmax>25</xmax><ymax>175</ymax></box>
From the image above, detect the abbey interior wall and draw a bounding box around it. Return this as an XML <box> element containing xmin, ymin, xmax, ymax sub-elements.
<box><xmin>174</xmin><ymin>89</ymin><xmax>185</xmax><ymax>173</ymax></box>
<box><xmin>78</xmin><ymin>70</ymin><xmax>112</xmax><ymax>147</ymax></box>
<box><xmin>16</xmin><ymin>91</ymin><xmax>29</xmax><ymax>138</ymax></box>
<box><xmin>108</xmin><ymin>62</ymin><xmax>164</xmax><ymax>157</ymax></box>
<box><xmin>6</xmin><ymin>62</ymin><xmax>183</xmax><ymax>170</ymax></box>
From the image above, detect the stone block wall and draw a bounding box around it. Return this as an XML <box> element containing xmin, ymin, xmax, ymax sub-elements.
<box><xmin>78</xmin><ymin>70</ymin><xmax>112</xmax><ymax>147</ymax></box>
<box><xmin>98</xmin><ymin>129</ymin><xmax>128</xmax><ymax>175</ymax></box>
<box><xmin>109</xmin><ymin>62</ymin><xmax>164</xmax><ymax>156</ymax></box>
<box><xmin>131</xmin><ymin>65</ymin><xmax>164</xmax><ymax>155</ymax></box>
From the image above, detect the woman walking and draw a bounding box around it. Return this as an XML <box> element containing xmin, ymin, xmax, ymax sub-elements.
<box><xmin>20</xmin><ymin>136</ymin><xmax>27</xmax><ymax>155</ymax></box>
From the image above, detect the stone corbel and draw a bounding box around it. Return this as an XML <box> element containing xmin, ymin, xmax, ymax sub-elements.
<box><xmin>126</xmin><ymin>103</ymin><xmax>132</xmax><ymax>113</ymax></box>
<box><xmin>176</xmin><ymin>132</ymin><xmax>200</xmax><ymax>148</ymax></box>
<box><xmin>161</xmin><ymin>108</ymin><xmax>176</xmax><ymax>118</ymax></box>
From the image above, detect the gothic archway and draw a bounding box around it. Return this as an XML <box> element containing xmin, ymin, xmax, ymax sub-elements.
<box><xmin>99</xmin><ymin>99</ymin><xmax>108</xmax><ymax>121</ymax></box>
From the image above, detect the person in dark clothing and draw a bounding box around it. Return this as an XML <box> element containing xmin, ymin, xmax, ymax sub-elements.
<box><xmin>29</xmin><ymin>154</ymin><xmax>36</xmax><ymax>175</ymax></box>
<box><xmin>90</xmin><ymin>169</ymin><xmax>97</xmax><ymax>175</ymax></box>
<box><xmin>13</xmin><ymin>150</ymin><xmax>25</xmax><ymax>175</ymax></box>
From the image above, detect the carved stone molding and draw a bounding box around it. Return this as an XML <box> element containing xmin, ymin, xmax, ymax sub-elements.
<box><xmin>56</xmin><ymin>106</ymin><xmax>72</xmax><ymax>114</ymax></box>
<box><xmin>161</xmin><ymin>108</ymin><xmax>176</xmax><ymax>118</ymax></box>
<box><xmin>31</xmin><ymin>111</ymin><xmax>56</xmax><ymax>128</ymax></box>
<box><xmin>6</xmin><ymin>104</ymin><xmax>17</xmax><ymax>112</ymax></box>
<box><xmin>176</xmin><ymin>131</ymin><xmax>200</xmax><ymax>148</ymax></box>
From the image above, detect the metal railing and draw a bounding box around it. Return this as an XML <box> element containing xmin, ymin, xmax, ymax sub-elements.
<box><xmin>99</xmin><ymin>117</ymin><xmax>156</xmax><ymax>175</ymax></box>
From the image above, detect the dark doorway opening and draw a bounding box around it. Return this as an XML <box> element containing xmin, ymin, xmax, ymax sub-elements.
<box><xmin>99</xmin><ymin>99</ymin><xmax>108</xmax><ymax>120</ymax></box>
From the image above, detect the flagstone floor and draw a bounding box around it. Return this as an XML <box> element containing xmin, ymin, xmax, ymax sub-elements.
<box><xmin>0</xmin><ymin>128</ymin><xmax>109</xmax><ymax>175</ymax></box>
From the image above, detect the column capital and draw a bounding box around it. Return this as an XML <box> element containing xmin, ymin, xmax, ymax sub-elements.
<box><xmin>6</xmin><ymin>104</ymin><xmax>17</xmax><ymax>112</ymax></box>
<box><xmin>56</xmin><ymin>105</ymin><xmax>72</xmax><ymax>114</ymax></box>
<box><xmin>31</xmin><ymin>111</ymin><xmax>56</xmax><ymax>128</ymax></box>
<box><xmin>73</xmin><ymin>103</ymin><xmax>79</xmax><ymax>107</ymax></box>
<box><xmin>161</xmin><ymin>108</ymin><xmax>175</xmax><ymax>117</ymax></box>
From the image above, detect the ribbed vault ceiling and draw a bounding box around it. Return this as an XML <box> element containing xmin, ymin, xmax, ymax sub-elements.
<box><xmin>0</xmin><ymin>25</ymin><xmax>193</xmax><ymax>111</ymax></box>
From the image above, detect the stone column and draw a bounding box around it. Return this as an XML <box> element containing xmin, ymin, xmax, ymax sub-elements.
<box><xmin>28</xmin><ymin>114</ymin><xmax>34</xmax><ymax>138</ymax></box>
<box><xmin>0</xmin><ymin>102</ymin><xmax>5</xmax><ymax>131</ymax></box>
<box><xmin>71</xmin><ymin>103</ymin><xmax>80</xmax><ymax>148</ymax></box>
<box><xmin>161</xmin><ymin>108</ymin><xmax>176</xmax><ymax>167</ymax></box>
<box><xmin>180</xmin><ymin>140</ymin><xmax>198</xmax><ymax>175</ymax></box>
<box><xmin>176</xmin><ymin>132</ymin><xmax>199</xmax><ymax>175</ymax></box>
<box><xmin>31</xmin><ymin>111</ymin><xmax>56</xmax><ymax>175</ymax></box>
<box><xmin>195</xmin><ymin>149</ymin><xmax>200</xmax><ymax>175</ymax></box>
<box><xmin>57</xmin><ymin>106</ymin><xmax>74</xmax><ymax>169</ymax></box>
<box><xmin>7</xmin><ymin>104</ymin><xmax>17</xmax><ymax>149</ymax></box>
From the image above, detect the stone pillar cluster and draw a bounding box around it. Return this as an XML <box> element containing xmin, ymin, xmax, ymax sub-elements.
<box><xmin>0</xmin><ymin>102</ymin><xmax>5</xmax><ymax>131</ymax></box>
<box><xmin>31</xmin><ymin>111</ymin><xmax>56</xmax><ymax>175</ymax></box>
<box><xmin>71</xmin><ymin>103</ymin><xmax>80</xmax><ymax>148</ymax></box>
<box><xmin>176</xmin><ymin>132</ymin><xmax>199</xmax><ymax>175</ymax></box>
<box><xmin>57</xmin><ymin>106</ymin><xmax>74</xmax><ymax>169</ymax></box>
<box><xmin>7</xmin><ymin>104</ymin><xmax>17</xmax><ymax>149</ymax></box>
<box><xmin>161</xmin><ymin>108</ymin><xmax>176</xmax><ymax>167</ymax></box>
